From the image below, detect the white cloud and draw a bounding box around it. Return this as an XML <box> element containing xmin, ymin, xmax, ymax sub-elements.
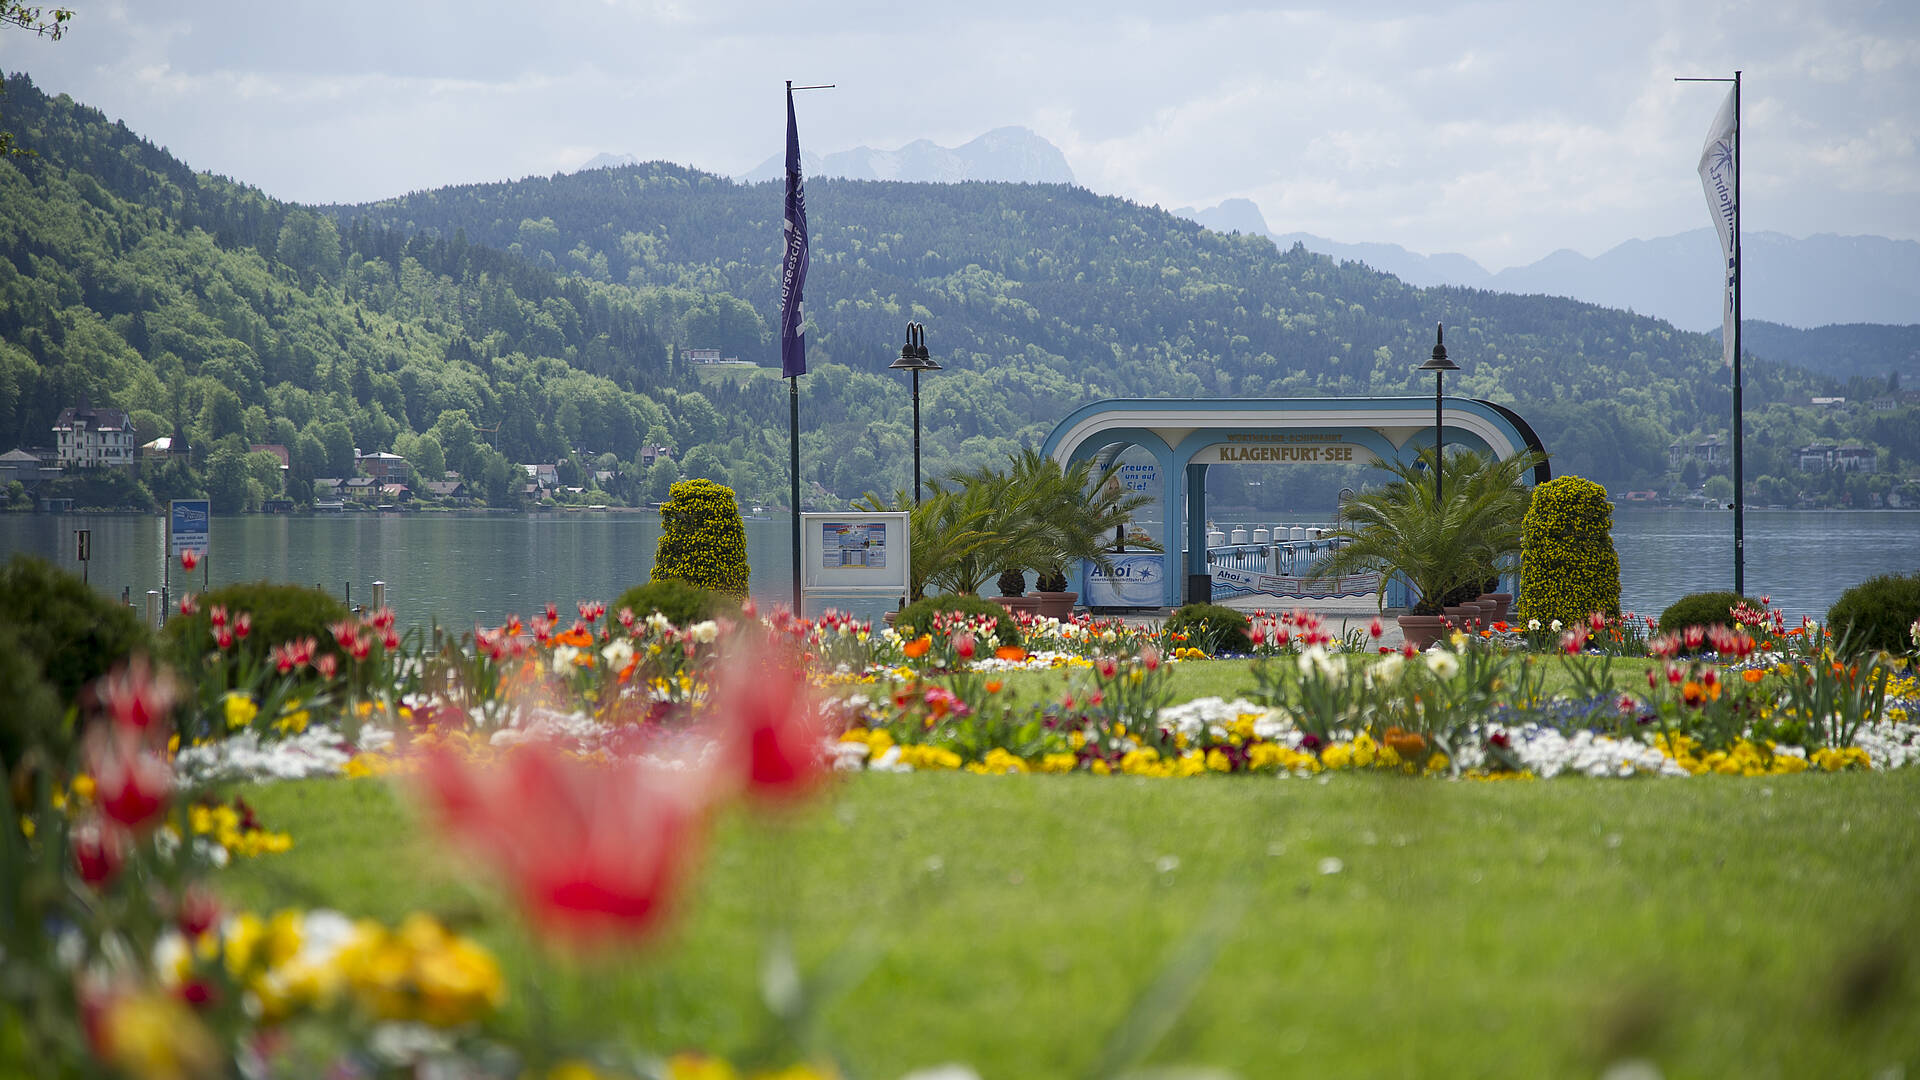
<box><xmin>8</xmin><ymin>0</ymin><xmax>1914</xmax><ymax>268</ymax></box>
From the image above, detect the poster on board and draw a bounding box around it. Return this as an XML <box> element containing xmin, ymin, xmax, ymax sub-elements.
<box><xmin>801</xmin><ymin>512</ymin><xmax>910</xmax><ymax>600</ymax></box>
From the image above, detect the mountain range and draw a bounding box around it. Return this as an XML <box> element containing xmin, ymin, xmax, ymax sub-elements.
<box><xmin>734</xmin><ymin>126</ymin><xmax>1074</xmax><ymax>186</ymax></box>
<box><xmin>1175</xmin><ymin>197</ymin><xmax>1920</xmax><ymax>333</ymax></box>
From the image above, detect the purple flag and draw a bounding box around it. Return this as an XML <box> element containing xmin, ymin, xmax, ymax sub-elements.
<box><xmin>779</xmin><ymin>88</ymin><xmax>810</xmax><ymax>378</ymax></box>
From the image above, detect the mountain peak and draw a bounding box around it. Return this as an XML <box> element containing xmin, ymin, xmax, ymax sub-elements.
<box><xmin>574</xmin><ymin>152</ymin><xmax>642</xmax><ymax>172</ymax></box>
<box><xmin>738</xmin><ymin>126</ymin><xmax>1074</xmax><ymax>186</ymax></box>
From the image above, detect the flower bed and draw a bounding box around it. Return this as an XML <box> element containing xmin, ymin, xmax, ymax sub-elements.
<box><xmin>7</xmin><ymin>560</ymin><xmax>1919</xmax><ymax>1079</ymax></box>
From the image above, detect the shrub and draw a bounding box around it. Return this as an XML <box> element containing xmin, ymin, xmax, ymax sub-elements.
<box><xmin>0</xmin><ymin>621</ymin><xmax>64</xmax><ymax>771</ymax></box>
<box><xmin>1514</xmin><ymin>476</ymin><xmax>1620</xmax><ymax>628</ymax></box>
<box><xmin>612</xmin><ymin>579</ymin><xmax>736</xmax><ymax>627</ymax></box>
<box><xmin>160</xmin><ymin>581</ymin><xmax>349</xmax><ymax>671</ymax></box>
<box><xmin>897</xmin><ymin>593</ymin><xmax>1021</xmax><ymax>648</ymax></box>
<box><xmin>652</xmin><ymin>478</ymin><xmax>749</xmax><ymax>597</ymax></box>
<box><xmin>1827</xmin><ymin>572</ymin><xmax>1920</xmax><ymax>653</ymax></box>
<box><xmin>1164</xmin><ymin>602</ymin><xmax>1252</xmax><ymax>654</ymax></box>
<box><xmin>1658</xmin><ymin>591</ymin><xmax>1762</xmax><ymax>634</ymax></box>
<box><xmin>0</xmin><ymin>554</ymin><xmax>150</xmax><ymax>706</ymax></box>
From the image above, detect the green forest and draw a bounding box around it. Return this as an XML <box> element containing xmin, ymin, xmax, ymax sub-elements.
<box><xmin>2</xmin><ymin>72</ymin><xmax>1914</xmax><ymax>515</ymax></box>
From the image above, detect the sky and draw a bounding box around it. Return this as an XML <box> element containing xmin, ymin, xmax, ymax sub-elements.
<box><xmin>3</xmin><ymin>0</ymin><xmax>1915</xmax><ymax>271</ymax></box>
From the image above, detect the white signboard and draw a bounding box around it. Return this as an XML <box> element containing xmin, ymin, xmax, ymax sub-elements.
<box><xmin>801</xmin><ymin>512</ymin><xmax>910</xmax><ymax>598</ymax></box>
<box><xmin>1083</xmin><ymin>553</ymin><xmax>1166</xmax><ymax>607</ymax></box>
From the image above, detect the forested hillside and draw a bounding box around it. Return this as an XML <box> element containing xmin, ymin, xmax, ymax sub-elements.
<box><xmin>0</xmin><ymin>74</ymin><xmax>796</xmax><ymax>509</ymax></box>
<box><xmin>336</xmin><ymin>160</ymin><xmax>1834</xmax><ymax>488</ymax></box>
<box><xmin>4</xmin><ymin>72</ymin><xmax>1904</xmax><ymax>517</ymax></box>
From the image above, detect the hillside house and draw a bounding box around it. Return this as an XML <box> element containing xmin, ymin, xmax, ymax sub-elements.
<box><xmin>357</xmin><ymin>451</ymin><xmax>408</xmax><ymax>481</ymax></box>
<box><xmin>53</xmin><ymin>405</ymin><xmax>137</xmax><ymax>469</ymax></box>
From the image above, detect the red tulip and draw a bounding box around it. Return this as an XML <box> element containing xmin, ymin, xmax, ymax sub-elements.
<box><xmin>86</xmin><ymin>726</ymin><xmax>171</xmax><ymax>831</ymax></box>
<box><xmin>179</xmin><ymin>549</ymin><xmax>199</xmax><ymax>571</ymax></box>
<box><xmin>233</xmin><ymin>612</ymin><xmax>252</xmax><ymax>640</ymax></box>
<box><xmin>953</xmin><ymin>632</ymin><xmax>976</xmax><ymax>661</ymax></box>
<box><xmin>176</xmin><ymin>885</ymin><xmax>220</xmax><ymax>937</ymax></box>
<box><xmin>416</xmin><ymin>746</ymin><xmax>710</xmax><ymax>948</ymax></box>
<box><xmin>91</xmin><ymin>657</ymin><xmax>178</xmax><ymax>733</ymax></box>
<box><xmin>712</xmin><ymin>641</ymin><xmax>827</xmax><ymax>802</ymax></box>
<box><xmin>72</xmin><ymin>818</ymin><xmax>126</xmax><ymax>886</ymax></box>
<box><xmin>1369</xmin><ymin>616</ymin><xmax>1384</xmax><ymax>639</ymax></box>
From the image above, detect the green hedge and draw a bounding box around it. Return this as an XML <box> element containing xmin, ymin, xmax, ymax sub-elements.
<box><xmin>1827</xmin><ymin>572</ymin><xmax>1920</xmax><ymax>653</ymax></box>
<box><xmin>1515</xmin><ymin>476</ymin><xmax>1620</xmax><ymax>628</ymax></box>
<box><xmin>652</xmin><ymin>478</ymin><xmax>749</xmax><ymax>597</ymax></box>
<box><xmin>160</xmin><ymin>581</ymin><xmax>349</xmax><ymax>672</ymax></box>
<box><xmin>1164</xmin><ymin>603</ymin><xmax>1252</xmax><ymax>654</ymax></box>
<box><xmin>612</xmin><ymin>579</ymin><xmax>737</xmax><ymax>627</ymax></box>
<box><xmin>0</xmin><ymin>555</ymin><xmax>150</xmax><ymax>707</ymax></box>
<box><xmin>896</xmin><ymin>594</ymin><xmax>1021</xmax><ymax>648</ymax></box>
<box><xmin>1658</xmin><ymin>591</ymin><xmax>1762</xmax><ymax>634</ymax></box>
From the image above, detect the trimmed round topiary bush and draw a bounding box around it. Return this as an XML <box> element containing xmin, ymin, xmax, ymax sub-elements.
<box><xmin>0</xmin><ymin>620</ymin><xmax>65</xmax><ymax>772</ymax></box>
<box><xmin>1164</xmin><ymin>602</ymin><xmax>1252</xmax><ymax>654</ymax></box>
<box><xmin>897</xmin><ymin>593</ymin><xmax>1021</xmax><ymax>648</ymax></box>
<box><xmin>1827</xmin><ymin>572</ymin><xmax>1920</xmax><ymax>653</ymax></box>
<box><xmin>0</xmin><ymin>554</ymin><xmax>150</xmax><ymax>707</ymax></box>
<box><xmin>1514</xmin><ymin>475</ymin><xmax>1621</xmax><ymax>629</ymax></box>
<box><xmin>160</xmin><ymin>580</ymin><xmax>349</xmax><ymax>671</ymax></box>
<box><xmin>612</xmin><ymin>579</ymin><xmax>736</xmax><ymax>627</ymax></box>
<box><xmin>652</xmin><ymin>478</ymin><xmax>749</xmax><ymax>597</ymax></box>
<box><xmin>1658</xmin><ymin>591</ymin><xmax>1762</xmax><ymax>634</ymax></box>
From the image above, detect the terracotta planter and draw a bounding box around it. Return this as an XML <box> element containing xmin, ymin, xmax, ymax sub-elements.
<box><xmin>1478</xmin><ymin>592</ymin><xmax>1513</xmax><ymax>624</ymax></box>
<box><xmin>1029</xmin><ymin>591</ymin><xmax>1078</xmax><ymax>620</ymax></box>
<box><xmin>883</xmin><ymin>610</ymin><xmax>898</xmax><ymax>627</ymax></box>
<box><xmin>1442</xmin><ymin>604</ymin><xmax>1477</xmax><ymax>628</ymax></box>
<box><xmin>991</xmin><ymin>595</ymin><xmax>1039</xmax><ymax>616</ymax></box>
<box><xmin>1397</xmin><ymin>615</ymin><xmax>1448</xmax><ymax>651</ymax></box>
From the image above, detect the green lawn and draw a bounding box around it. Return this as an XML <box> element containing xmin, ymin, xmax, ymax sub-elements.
<box><xmin>221</xmin><ymin>768</ymin><xmax>1920</xmax><ymax>1078</ymax></box>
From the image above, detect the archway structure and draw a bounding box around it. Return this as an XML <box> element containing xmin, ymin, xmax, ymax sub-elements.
<box><xmin>1040</xmin><ymin>397</ymin><xmax>1549</xmax><ymax>608</ymax></box>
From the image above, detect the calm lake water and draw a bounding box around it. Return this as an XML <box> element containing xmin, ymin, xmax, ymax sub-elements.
<box><xmin>1</xmin><ymin>508</ymin><xmax>1914</xmax><ymax>629</ymax></box>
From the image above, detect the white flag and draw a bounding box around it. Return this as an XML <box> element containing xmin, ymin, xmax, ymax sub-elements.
<box><xmin>1697</xmin><ymin>87</ymin><xmax>1738</xmax><ymax>366</ymax></box>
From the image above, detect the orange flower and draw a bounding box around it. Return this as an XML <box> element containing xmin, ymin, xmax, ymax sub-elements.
<box><xmin>994</xmin><ymin>646</ymin><xmax>1029</xmax><ymax>662</ymax></box>
<box><xmin>1382</xmin><ymin>727</ymin><xmax>1427</xmax><ymax>758</ymax></box>
<box><xmin>902</xmin><ymin>635</ymin><xmax>932</xmax><ymax>659</ymax></box>
<box><xmin>1741</xmin><ymin>669</ymin><xmax>1765</xmax><ymax>684</ymax></box>
<box><xmin>985</xmin><ymin>680</ymin><xmax>1004</xmax><ymax>694</ymax></box>
<box><xmin>554</xmin><ymin>626</ymin><xmax>595</xmax><ymax>649</ymax></box>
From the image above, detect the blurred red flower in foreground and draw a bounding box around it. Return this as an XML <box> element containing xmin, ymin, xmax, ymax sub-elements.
<box><xmin>412</xmin><ymin>631</ymin><xmax>829</xmax><ymax>948</ymax></box>
<box><xmin>417</xmin><ymin>747</ymin><xmax>711</xmax><ymax>948</ymax></box>
<box><xmin>709</xmin><ymin>639</ymin><xmax>828</xmax><ymax>803</ymax></box>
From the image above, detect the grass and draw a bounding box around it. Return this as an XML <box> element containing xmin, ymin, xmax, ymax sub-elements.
<box><xmin>221</xmin><ymin>767</ymin><xmax>1920</xmax><ymax>1078</ymax></box>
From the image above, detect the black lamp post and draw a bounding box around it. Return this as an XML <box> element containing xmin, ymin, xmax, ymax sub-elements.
<box><xmin>888</xmin><ymin>321</ymin><xmax>941</xmax><ymax>504</ymax></box>
<box><xmin>1417</xmin><ymin>323</ymin><xmax>1459</xmax><ymax>507</ymax></box>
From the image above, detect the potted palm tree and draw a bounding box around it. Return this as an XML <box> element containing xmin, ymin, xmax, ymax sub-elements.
<box><xmin>1312</xmin><ymin>448</ymin><xmax>1540</xmax><ymax>650</ymax></box>
<box><xmin>991</xmin><ymin>450</ymin><xmax>1153</xmax><ymax>621</ymax></box>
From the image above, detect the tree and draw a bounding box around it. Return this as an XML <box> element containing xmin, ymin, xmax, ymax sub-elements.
<box><xmin>204</xmin><ymin>438</ymin><xmax>257</xmax><ymax>513</ymax></box>
<box><xmin>406</xmin><ymin>434</ymin><xmax>446</xmax><ymax>485</ymax></box>
<box><xmin>275</xmin><ymin>210</ymin><xmax>342</xmax><ymax>285</ymax></box>
<box><xmin>1</xmin><ymin>6</ymin><xmax>70</xmax><ymax>158</ymax></box>
<box><xmin>1314</xmin><ymin>449</ymin><xmax>1541</xmax><ymax>615</ymax></box>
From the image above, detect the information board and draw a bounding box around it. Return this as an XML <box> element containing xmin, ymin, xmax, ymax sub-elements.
<box><xmin>169</xmin><ymin>499</ymin><xmax>210</xmax><ymax>560</ymax></box>
<box><xmin>800</xmin><ymin>512</ymin><xmax>910</xmax><ymax>599</ymax></box>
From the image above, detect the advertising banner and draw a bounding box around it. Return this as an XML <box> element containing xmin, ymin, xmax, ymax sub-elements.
<box><xmin>1083</xmin><ymin>553</ymin><xmax>1166</xmax><ymax>608</ymax></box>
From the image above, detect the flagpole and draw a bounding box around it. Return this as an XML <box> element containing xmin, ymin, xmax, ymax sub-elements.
<box><xmin>1678</xmin><ymin>71</ymin><xmax>1744</xmax><ymax>596</ymax></box>
<box><xmin>1731</xmin><ymin>70</ymin><xmax>1744</xmax><ymax>596</ymax></box>
<box><xmin>781</xmin><ymin>79</ymin><xmax>833</xmax><ymax>618</ymax></box>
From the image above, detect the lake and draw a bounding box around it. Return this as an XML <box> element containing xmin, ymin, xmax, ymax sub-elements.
<box><xmin>0</xmin><ymin>508</ymin><xmax>1913</xmax><ymax>629</ymax></box>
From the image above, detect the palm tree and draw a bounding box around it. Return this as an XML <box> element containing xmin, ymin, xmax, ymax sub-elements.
<box><xmin>855</xmin><ymin>487</ymin><xmax>995</xmax><ymax>602</ymax></box>
<box><xmin>1313</xmin><ymin>448</ymin><xmax>1541</xmax><ymax>615</ymax></box>
<box><xmin>955</xmin><ymin>449</ymin><xmax>1157</xmax><ymax>593</ymax></box>
<box><xmin>863</xmin><ymin>450</ymin><xmax>1158</xmax><ymax>601</ymax></box>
